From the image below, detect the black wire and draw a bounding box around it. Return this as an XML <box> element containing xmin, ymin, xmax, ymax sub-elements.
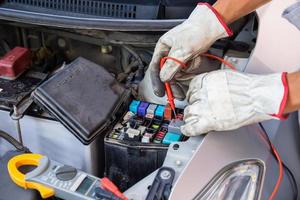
<box><xmin>283</xmin><ymin>162</ymin><xmax>298</xmax><ymax>200</ymax></box>
<box><xmin>0</xmin><ymin>130</ymin><xmax>30</xmax><ymax>153</ymax></box>
<box><xmin>258</xmin><ymin>123</ymin><xmax>298</xmax><ymax>200</ymax></box>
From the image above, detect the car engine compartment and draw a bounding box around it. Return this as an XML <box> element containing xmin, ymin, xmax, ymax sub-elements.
<box><xmin>0</xmin><ymin>13</ymin><xmax>256</xmax><ymax>198</ymax></box>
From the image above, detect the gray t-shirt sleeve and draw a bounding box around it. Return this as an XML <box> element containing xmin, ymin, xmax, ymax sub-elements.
<box><xmin>282</xmin><ymin>1</ymin><xmax>300</xmax><ymax>30</ymax></box>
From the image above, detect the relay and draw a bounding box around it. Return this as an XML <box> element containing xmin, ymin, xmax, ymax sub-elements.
<box><xmin>108</xmin><ymin>100</ymin><xmax>185</xmax><ymax>145</ymax></box>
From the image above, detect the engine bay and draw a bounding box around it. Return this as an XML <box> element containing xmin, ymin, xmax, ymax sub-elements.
<box><xmin>0</xmin><ymin>15</ymin><xmax>256</xmax><ymax>198</ymax></box>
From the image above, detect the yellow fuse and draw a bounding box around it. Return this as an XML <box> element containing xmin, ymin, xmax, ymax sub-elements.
<box><xmin>152</xmin><ymin>124</ymin><xmax>160</xmax><ymax>129</ymax></box>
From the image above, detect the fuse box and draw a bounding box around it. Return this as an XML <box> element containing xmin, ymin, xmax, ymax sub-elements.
<box><xmin>108</xmin><ymin>100</ymin><xmax>185</xmax><ymax>145</ymax></box>
<box><xmin>104</xmin><ymin>100</ymin><xmax>186</xmax><ymax>191</ymax></box>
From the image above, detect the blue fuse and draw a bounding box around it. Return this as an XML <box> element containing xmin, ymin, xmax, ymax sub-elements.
<box><xmin>162</xmin><ymin>132</ymin><xmax>182</xmax><ymax>145</ymax></box>
<box><xmin>138</xmin><ymin>102</ymin><xmax>149</xmax><ymax>117</ymax></box>
<box><xmin>155</xmin><ymin>105</ymin><xmax>165</xmax><ymax>118</ymax></box>
<box><xmin>129</xmin><ymin>100</ymin><xmax>140</xmax><ymax>114</ymax></box>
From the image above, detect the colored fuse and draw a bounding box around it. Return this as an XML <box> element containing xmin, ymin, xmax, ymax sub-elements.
<box><xmin>153</xmin><ymin>131</ymin><xmax>166</xmax><ymax>143</ymax></box>
<box><xmin>141</xmin><ymin>133</ymin><xmax>154</xmax><ymax>143</ymax></box>
<box><xmin>152</xmin><ymin>124</ymin><xmax>160</xmax><ymax>129</ymax></box>
<box><xmin>129</xmin><ymin>100</ymin><xmax>140</xmax><ymax>114</ymax></box>
<box><xmin>109</xmin><ymin>132</ymin><xmax>115</xmax><ymax>138</ymax></box>
<box><xmin>138</xmin><ymin>126</ymin><xmax>147</xmax><ymax>134</ymax></box>
<box><xmin>112</xmin><ymin>133</ymin><xmax>120</xmax><ymax>139</ymax></box>
<box><xmin>155</xmin><ymin>105</ymin><xmax>165</xmax><ymax>118</ymax></box>
<box><xmin>124</xmin><ymin>122</ymin><xmax>131</xmax><ymax>128</ymax></box>
<box><xmin>138</xmin><ymin>102</ymin><xmax>149</xmax><ymax>117</ymax></box>
<box><xmin>114</xmin><ymin>123</ymin><xmax>123</xmax><ymax>130</ymax></box>
<box><xmin>150</xmin><ymin>119</ymin><xmax>161</xmax><ymax>130</ymax></box>
<box><xmin>153</xmin><ymin>139</ymin><xmax>162</xmax><ymax>144</ymax></box>
<box><xmin>168</xmin><ymin>119</ymin><xmax>184</xmax><ymax>135</ymax></box>
<box><xmin>147</xmin><ymin>104</ymin><xmax>157</xmax><ymax>115</ymax></box>
<box><xmin>126</xmin><ymin>128</ymin><xmax>141</xmax><ymax>138</ymax></box>
<box><xmin>162</xmin><ymin>132</ymin><xmax>182</xmax><ymax>145</ymax></box>
<box><xmin>113</xmin><ymin>123</ymin><xmax>126</xmax><ymax>134</ymax></box>
<box><xmin>109</xmin><ymin>99</ymin><xmax>185</xmax><ymax>144</ymax></box>
<box><xmin>142</xmin><ymin>136</ymin><xmax>150</xmax><ymax>143</ymax></box>
<box><xmin>123</xmin><ymin>111</ymin><xmax>135</xmax><ymax>122</ymax></box>
<box><xmin>155</xmin><ymin>131</ymin><xmax>166</xmax><ymax>139</ymax></box>
<box><xmin>124</xmin><ymin>128</ymin><xmax>141</xmax><ymax>141</ymax></box>
<box><xmin>145</xmin><ymin>113</ymin><xmax>154</xmax><ymax>119</ymax></box>
<box><xmin>164</xmin><ymin>103</ymin><xmax>172</xmax><ymax>121</ymax></box>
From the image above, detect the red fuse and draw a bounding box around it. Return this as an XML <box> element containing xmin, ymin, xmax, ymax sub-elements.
<box><xmin>156</xmin><ymin>131</ymin><xmax>166</xmax><ymax>139</ymax></box>
<box><xmin>0</xmin><ymin>47</ymin><xmax>31</xmax><ymax>80</ymax></box>
<box><xmin>164</xmin><ymin>103</ymin><xmax>173</xmax><ymax>121</ymax></box>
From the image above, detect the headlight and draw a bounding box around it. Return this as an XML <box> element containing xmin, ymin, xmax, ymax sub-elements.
<box><xmin>195</xmin><ymin>160</ymin><xmax>264</xmax><ymax>200</ymax></box>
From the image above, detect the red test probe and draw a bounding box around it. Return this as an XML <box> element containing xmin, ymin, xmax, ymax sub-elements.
<box><xmin>160</xmin><ymin>57</ymin><xmax>187</xmax><ymax>117</ymax></box>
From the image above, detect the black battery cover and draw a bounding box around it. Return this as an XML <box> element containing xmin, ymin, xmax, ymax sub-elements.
<box><xmin>32</xmin><ymin>57</ymin><xmax>129</xmax><ymax>144</ymax></box>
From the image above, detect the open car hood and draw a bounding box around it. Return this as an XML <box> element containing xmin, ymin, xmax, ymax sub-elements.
<box><xmin>0</xmin><ymin>0</ymin><xmax>195</xmax><ymax>31</ymax></box>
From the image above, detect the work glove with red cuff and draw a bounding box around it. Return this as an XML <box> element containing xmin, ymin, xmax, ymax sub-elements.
<box><xmin>181</xmin><ymin>70</ymin><xmax>288</xmax><ymax>136</ymax></box>
<box><xmin>147</xmin><ymin>3</ymin><xmax>233</xmax><ymax>100</ymax></box>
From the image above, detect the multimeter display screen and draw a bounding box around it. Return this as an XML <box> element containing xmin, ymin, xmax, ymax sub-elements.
<box><xmin>76</xmin><ymin>176</ymin><xmax>95</xmax><ymax>194</ymax></box>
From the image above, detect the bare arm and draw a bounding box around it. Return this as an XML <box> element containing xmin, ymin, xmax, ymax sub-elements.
<box><xmin>284</xmin><ymin>73</ymin><xmax>300</xmax><ymax>113</ymax></box>
<box><xmin>213</xmin><ymin>0</ymin><xmax>271</xmax><ymax>24</ymax></box>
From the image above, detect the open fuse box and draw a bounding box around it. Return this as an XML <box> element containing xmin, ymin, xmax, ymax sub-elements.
<box><xmin>108</xmin><ymin>100</ymin><xmax>185</xmax><ymax>145</ymax></box>
<box><xmin>105</xmin><ymin>100</ymin><xmax>186</xmax><ymax>191</ymax></box>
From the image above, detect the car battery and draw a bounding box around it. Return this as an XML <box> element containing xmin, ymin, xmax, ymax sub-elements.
<box><xmin>104</xmin><ymin>100</ymin><xmax>185</xmax><ymax>191</ymax></box>
<box><xmin>0</xmin><ymin>109</ymin><xmax>104</xmax><ymax>176</ymax></box>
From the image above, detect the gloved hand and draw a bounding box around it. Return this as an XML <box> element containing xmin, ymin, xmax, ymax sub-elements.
<box><xmin>181</xmin><ymin>70</ymin><xmax>288</xmax><ymax>136</ymax></box>
<box><xmin>148</xmin><ymin>3</ymin><xmax>232</xmax><ymax>100</ymax></box>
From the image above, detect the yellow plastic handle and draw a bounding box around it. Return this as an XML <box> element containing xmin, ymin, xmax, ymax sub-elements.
<box><xmin>7</xmin><ymin>153</ymin><xmax>55</xmax><ymax>198</ymax></box>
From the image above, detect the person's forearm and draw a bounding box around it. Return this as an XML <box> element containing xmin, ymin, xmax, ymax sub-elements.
<box><xmin>284</xmin><ymin>72</ymin><xmax>300</xmax><ymax>114</ymax></box>
<box><xmin>213</xmin><ymin>0</ymin><xmax>271</xmax><ymax>24</ymax></box>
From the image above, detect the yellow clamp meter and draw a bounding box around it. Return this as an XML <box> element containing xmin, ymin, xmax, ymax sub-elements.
<box><xmin>7</xmin><ymin>153</ymin><xmax>54</xmax><ymax>198</ymax></box>
<box><xmin>7</xmin><ymin>153</ymin><xmax>122</xmax><ymax>200</ymax></box>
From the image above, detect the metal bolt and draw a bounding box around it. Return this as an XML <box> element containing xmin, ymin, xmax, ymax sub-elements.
<box><xmin>101</xmin><ymin>45</ymin><xmax>113</xmax><ymax>54</ymax></box>
<box><xmin>175</xmin><ymin>160</ymin><xmax>182</xmax><ymax>166</ymax></box>
<box><xmin>160</xmin><ymin>170</ymin><xmax>171</xmax><ymax>180</ymax></box>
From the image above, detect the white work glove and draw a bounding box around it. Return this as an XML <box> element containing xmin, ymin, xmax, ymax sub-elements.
<box><xmin>181</xmin><ymin>70</ymin><xmax>288</xmax><ymax>136</ymax></box>
<box><xmin>148</xmin><ymin>3</ymin><xmax>233</xmax><ymax>100</ymax></box>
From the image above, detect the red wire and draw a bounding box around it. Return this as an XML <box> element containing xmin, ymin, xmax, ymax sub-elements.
<box><xmin>161</xmin><ymin>53</ymin><xmax>283</xmax><ymax>200</ymax></box>
<box><xmin>269</xmin><ymin>144</ymin><xmax>283</xmax><ymax>200</ymax></box>
<box><xmin>257</xmin><ymin>129</ymin><xmax>283</xmax><ymax>200</ymax></box>
<box><xmin>161</xmin><ymin>54</ymin><xmax>235</xmax><ymax>70</ymax></box>
<box><xmin>202</xmin><ymin>53</ymin><xmax>237</xmax><ymax>71</ymax></box>
<box><xmin>160</xmin><ymin>56</ymin><xmax>187</xmax><ymax>69</ymax></box>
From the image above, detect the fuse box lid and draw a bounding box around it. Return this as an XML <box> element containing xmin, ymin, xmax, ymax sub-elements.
<box><xmin>32</xmin><ymin>57</ymin><xmax>129</xmax><ymax>145</ymax></box>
